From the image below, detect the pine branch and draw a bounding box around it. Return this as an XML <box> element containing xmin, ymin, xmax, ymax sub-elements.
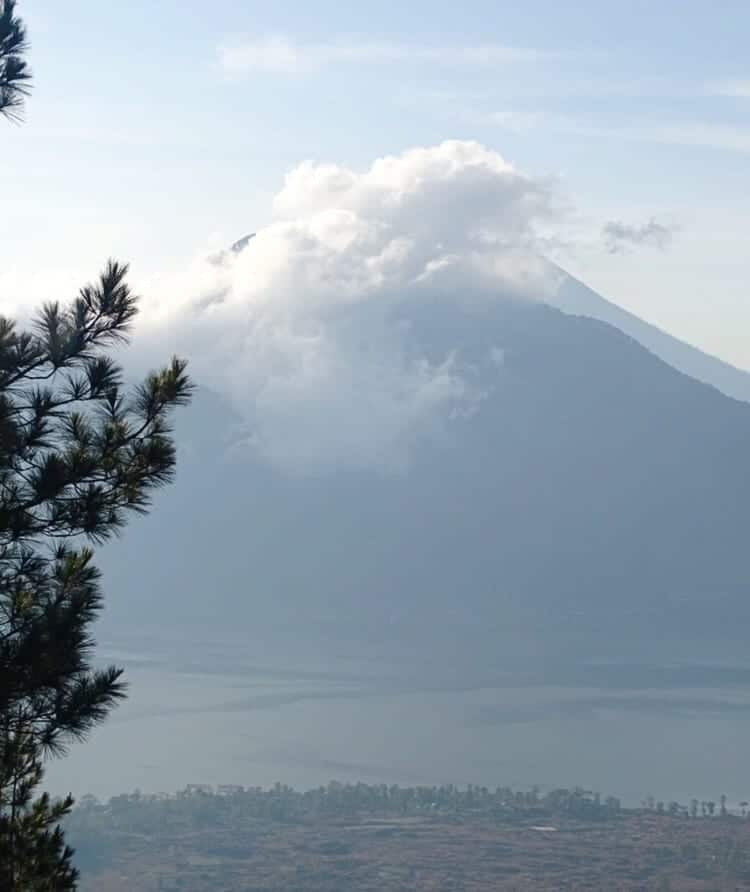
<box><xmin>0</xmin><ymin>254</ymin><xmax>193</xmax><ymax>887</ymax></box>
<box><xmin>0</xmin><ymin>0</ymin><xmax>31</xmax><ymax>123</ymax></box>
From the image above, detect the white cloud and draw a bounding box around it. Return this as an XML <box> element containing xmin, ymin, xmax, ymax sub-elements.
<box><xmin>137</xmin><ymin>141</ymin><xmax>562</xmax><ymax>474</ymax></box>
<box><xmin>219</xmin><ymin>37</ymin><xmax>554</xmax><ymax>75</ymax></box>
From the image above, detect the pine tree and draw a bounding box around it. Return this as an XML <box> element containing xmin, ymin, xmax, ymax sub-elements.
<box><xmin>0</xmin><ymin>0</ymin><xmax>31</xmax><ymax>121</ymax></box>
<box><xmin>0</xmin><ymin>264</ymin><xmax>193</xmax><ymax>888</ymax></box>
<box><xmin>1</xmin><ymin>4</ymin><xmax>193</xmax><ymax>885</ymax></box>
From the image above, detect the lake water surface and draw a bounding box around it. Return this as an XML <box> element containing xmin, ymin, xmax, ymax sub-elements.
<box><xmin>48</xmin><ymin>632</ymin><xmax>750</xmax><ymax>808</ymax></box>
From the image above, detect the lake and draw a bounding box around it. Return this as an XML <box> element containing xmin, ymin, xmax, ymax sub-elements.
<box><xmin>46</xmin><ymin>629</ymin><xmax>750</xmax><ymax>809</ymax></box>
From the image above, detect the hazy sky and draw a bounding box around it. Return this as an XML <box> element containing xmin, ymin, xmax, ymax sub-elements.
<box><xmin>3</xmin><ymin>0</ymin><xmax>750</xmax><ymax>368</ymax></box>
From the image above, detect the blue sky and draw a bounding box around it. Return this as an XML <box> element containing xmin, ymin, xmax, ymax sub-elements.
<box><xmin>3</xmin><ymin>0</ymin><xmax>750</xmax><ymax>367</ymax></box>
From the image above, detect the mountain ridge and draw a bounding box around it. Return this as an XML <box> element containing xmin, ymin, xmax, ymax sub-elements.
<box><xmin>548</xmin><ymin>268</ymin><xmax>750</xmax><ymax>403</ymax></box>
<box><xmin>225</xmin><ymin>234</ymin><xmax>750</xmax><ymax>402</ymax></box>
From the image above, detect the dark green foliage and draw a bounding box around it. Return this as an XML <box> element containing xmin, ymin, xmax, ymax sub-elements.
<box><xmin>0</xmin><ymin>738</ymin><xmax>78</xmax><ymax>889</ymax></box>
<box><xmin>0</xmin><ymin>260</ymin><xmax>192</xmax><ymax>888</ymax></box>
<box><xmin>0</xmin><ymin>262</ymin><xmax>194</xmax><ymax>891</ymax></box>
<box><xmin>0</xmin><ymin>261</ymin><xmax>191</xmax><ymax>545</ymax></box>
<box><xmin>0</xmin><ymin>0</ymin><xmax>30</xmax><ymax>121</ymax></box>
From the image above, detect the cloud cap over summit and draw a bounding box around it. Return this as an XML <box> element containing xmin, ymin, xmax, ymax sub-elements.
<box><xmin>140</xmin><ymin>141</ymin><xmax>563</xmax><ymax>473</ymax></box>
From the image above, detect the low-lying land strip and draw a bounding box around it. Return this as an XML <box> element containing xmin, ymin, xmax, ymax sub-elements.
<box><xmin>67</xmin><ymin>783</ymin><xmax>750</xmax><ymax>890</ymax></box>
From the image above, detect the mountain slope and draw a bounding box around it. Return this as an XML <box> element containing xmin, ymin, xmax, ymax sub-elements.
<box><xmin>548</xmin><ymin>268</ymin><xmax>750</xmax><ymax>402</ymax></box>
<box><xmin>99</xmin><ymin>294</ymin><xmax>750</xmax><ymax>671</ymax></box>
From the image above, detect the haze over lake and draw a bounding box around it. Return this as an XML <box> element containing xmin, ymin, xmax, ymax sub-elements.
<box><xmin>49</xmin><ymin>631</ymin><xmax>750</xmax><ymax>809</ymax></box>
